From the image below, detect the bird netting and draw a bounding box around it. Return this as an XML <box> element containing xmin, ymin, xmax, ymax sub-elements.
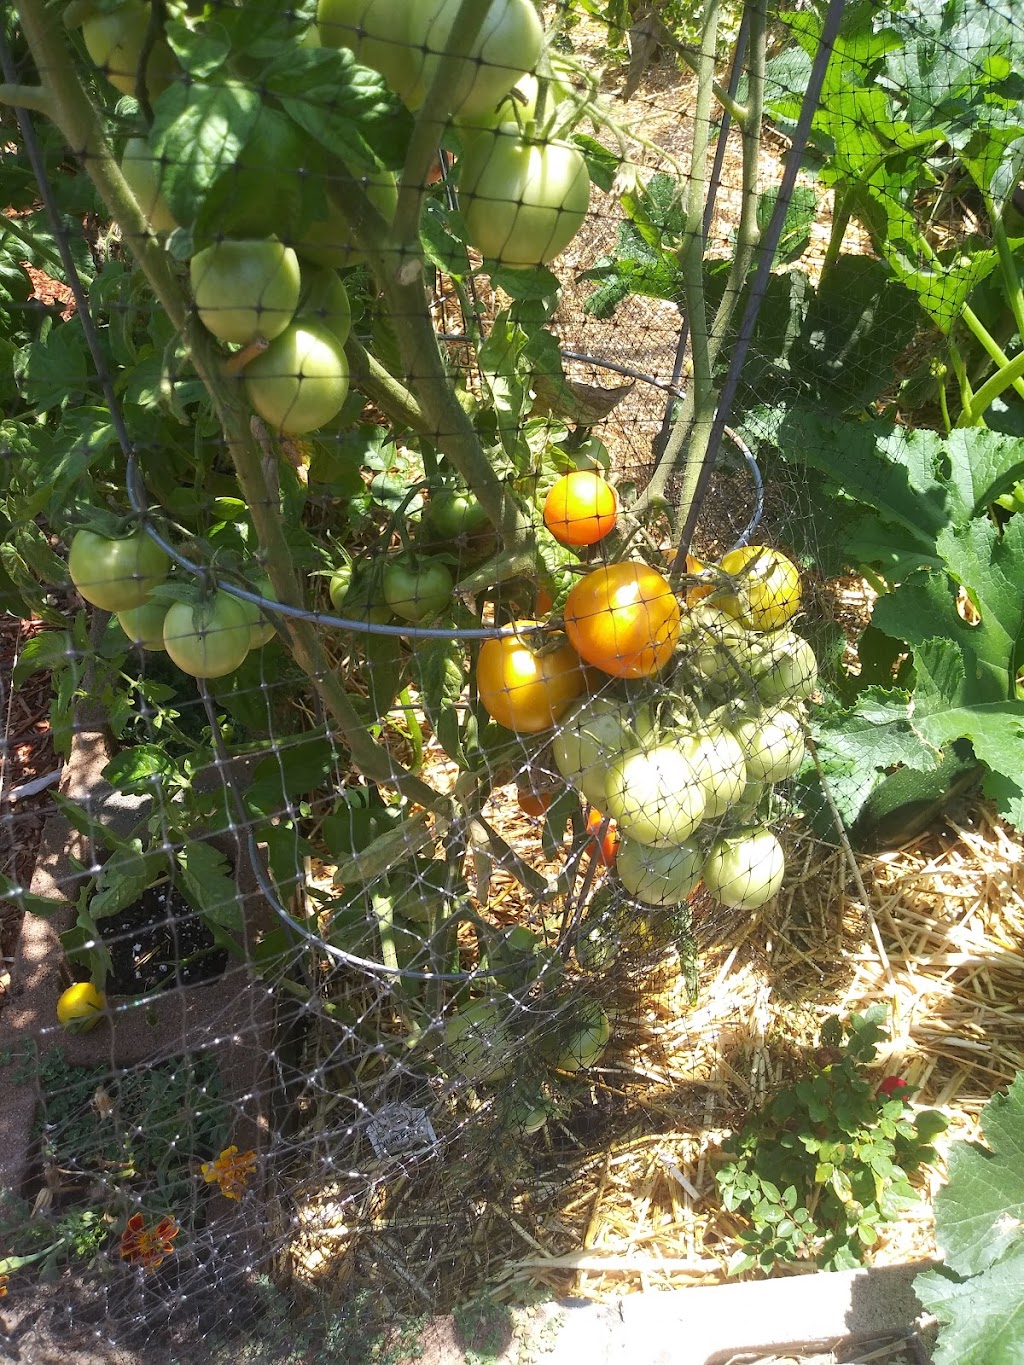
<box><xmin>2</xmin><ymin>0</ymin><xmax>1024</xmax><ymax>1360</ymax></box>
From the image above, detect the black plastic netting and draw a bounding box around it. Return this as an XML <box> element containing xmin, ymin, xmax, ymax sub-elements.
<box><xmin>1</xmin><ymin>0</ymin><xmax>1023</xmax><ymax>1359</ymax></box>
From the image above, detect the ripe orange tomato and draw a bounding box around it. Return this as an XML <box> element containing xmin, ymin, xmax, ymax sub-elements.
<box><xmin>563</xmin><ymin>563</ymin><xmax>681</xmax><ymax>678</ymax></box>
<box><xmin>517</xmin><ymin>787</ymin><xmax>554</xmax><ymax>818</ymax></box>
<box><xmin>586</xmin><ymin>808</ymin><xmax>619</xmax><ymax>866</ymax></box>
<box><xmin>543</xmin><ymin>471</ymin><xmax>618</xmax><ymax>546</ymax></box>
<box><xmin>477</xmin><ymin>621</ymin><xmax>588</xmax><ymax>733</ymax></box>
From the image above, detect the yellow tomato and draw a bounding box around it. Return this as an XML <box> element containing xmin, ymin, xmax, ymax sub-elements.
<box><xmin>716</xmin><ymin>546</ymin><xmax>802</xmax><ymax>631</ymax></box>
<box><xmin>56</xmin><ymin>982</ymin><xmax>107</xmax><ymax>1033</ymax></box>
<box><xmin>477</xmin><ymin>621</ymin><xmax>587</xmax><ymax>733</ymax></box>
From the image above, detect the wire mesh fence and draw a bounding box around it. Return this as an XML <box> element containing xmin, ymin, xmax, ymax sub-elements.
<box><xmin>2</xmin><ymin>0</ymin><xmax>1024</xmax><ymax>1359</ymax></box>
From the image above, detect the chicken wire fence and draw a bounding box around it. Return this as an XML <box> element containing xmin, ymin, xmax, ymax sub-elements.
<box><xmin>0</xmin><ymin>0</ymin><xmax>1020</xmax><ymax>1358</ymax></box>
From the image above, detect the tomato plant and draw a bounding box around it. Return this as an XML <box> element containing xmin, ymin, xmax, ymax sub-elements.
<box><xmin>543</xmin><ymin>470</ymin><xmax>618</xmax><ymax>547</ymax></box>
<box><xmin>458</xmin><ymin>127</ymin><xmax>591</xmax><ymax>266</ymax></box>
<box><xmin>445</xmin><ymin>999</ymin><xmax>515</xmax><ymax>1082</ymax></box>
<box><xmin>68</xmin><ymin>529</ymin><xmax>170</xmax><ymax>614</ymax></box>
<box><xmin>564</xmin><ymin>562</ymin><xmax>681</xmax><ymax>678</ymax></box>
<box><xmin>476</xmin><ymin>622</ymin><xmax>587</xmax><ymax>733</ymax></box>
<box><xmin>79</xmin><ymin>0</ymin><xmax>177</xmax><ymax>96</ymax></box>
<box><xmin>426</xmin><ymin>488</ymin><xmax>490</xmax><ymax>540</ymax></box>
<box><xmin>243</xmin><ymin>321</ymin><xmax>350</xmax><ymax>435</ymax></box>
<box><xmin>702</xmin><ymin>827</ymin><xmax>786</xmax><ymax>910</ymax></box>
<box><xmin>189</xmin><ymin>239</ymin><xmax>302</xmax><ymax>346</ymax></box>
<box><xmin>541</xmin><ymin>997</ymin><xmax>611</xmax><ymax>1072</ymax></box>
<box><xmin>317</xmin><ymin>0</ymin><xmax>422</xmax><ymax>104</ymax></box>
<box><xmin>162</xmin><ymin>592</ymin><xmax>253</xmax><ymax>679</ymax></box>
<box><xmin>517</xmin><ymin>786</ymin><xmax>553</xmax><ymax>818</ymax></box>
<box><xmin>382</xmin><ymin>556</ymin><xmax>454</xmax><ymax>623</ymax></box>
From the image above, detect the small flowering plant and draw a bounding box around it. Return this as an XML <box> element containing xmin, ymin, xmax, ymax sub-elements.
<box><xmin>716</xmin><ymin>1006</ymin><xmax>948</xmax><ymax>1273</ymax></box>
<box><xmin>201</xmin><ymin>1145</ymin><xmax>258</xmax><ymax>1201</ymax></box>
<box><xmin>119</xmin><ymin>1212</ymin><xmax>180</xmax><ymax>1271</ymax></box>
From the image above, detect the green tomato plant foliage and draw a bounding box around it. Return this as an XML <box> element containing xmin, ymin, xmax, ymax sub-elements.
<box><xmin>715</xmin><ymin>1007</ymin><xmax>947</xmax><ymax>1274</ymax></box>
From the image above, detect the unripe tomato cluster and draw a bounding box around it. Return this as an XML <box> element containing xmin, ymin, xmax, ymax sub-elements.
<box><xmin>479</xmin><ymin>546</ymin><xmax>815</xmax><ymax>917</ymax></box>
<box><xmin>77</xmin><ymin>0</ymin><xmax>598</xmax><ymax>452</ymax></box>
<box><xmin>68</xmin><ymin>528</ymin><xmax>278</xmax><ymax>679</ymax></box>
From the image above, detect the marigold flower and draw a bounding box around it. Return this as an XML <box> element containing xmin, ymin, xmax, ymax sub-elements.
<box><xmin>200</xmin><ymin>1145</ymin><xmax>257</xmax><ymax>1201</ymax></box>
<box><xmin>119</xmin><ymin>1212</ymin><xmax>180</xmax><ymax>1270</ymax></box>
<box><xmin>0</xmin><ymin>1273</ymin><xmax>8</xmax><ymax>1296</ymax></box>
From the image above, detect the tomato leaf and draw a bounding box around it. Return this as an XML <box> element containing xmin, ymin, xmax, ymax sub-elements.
<box><xmin>150</xmin><ymin>79</ymin><xmax>263</xmax><ymax>225</ymax></box>
<box><xmin>263</xmin><ymin>47</ymin><xmax>413</xmax><ymax>172</ymax></box>
<box><xmin>102</xmin><ymin>745</ymin><xmax>179</xmax><ymax>794</ymax></box>
<box><xmin>176</xmin><ymin>840</ymin><xmax>243</xmax><ymax>933</ymax></box>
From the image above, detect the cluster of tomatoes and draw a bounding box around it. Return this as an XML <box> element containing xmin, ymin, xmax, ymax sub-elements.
<box><xmin>80</xmin><ymin>0</ymin><xmax>596</xmax><ymax>451</ymax></box>
<box><xmin>488</xmin><ymin>541</ymin><xmax>816</xmax><ymax>918</ymax></box>
<box><xmin>68</xmin><ymin>527</ymin><xmax>276</xmax><ymax>677</ymax></box>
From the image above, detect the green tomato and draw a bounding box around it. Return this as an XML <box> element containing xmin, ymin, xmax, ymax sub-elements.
<box><xmin>244</xmin><ymin>320</ymin><xmax>350</xmax><ymax>435</ymax></box>
<box><xmin>444</xmin><ymin>999</ymin><xmax>515</xmax><ymax>1082</ymax></box>
<box><xmin>317</xmin><ymin>0</ymin><xmax>420</xmax><ymax>102</ymax></box>
<box><xmin>427</xmin><ymin>488</ymin><xmax>490</xmax><ymax>540</ymax></box>
<box><xmin>297</xmin><ymin>267</ymin><xmax>352</xmax><ymax>346</ymax></box>
<box><xmin>458</xmin><ymin>125</ymin><xmax>590</xmax><ymax>266</ymax></box>
<box><xmin>542</xmin><ymin>998</ymin><xmax>611</xmax><ymax>1073</ymax></box>
<box><xmin>116</xmin><ymin>601</ymin><xmax>169</xmax><ymax>651</ymax></box>
<box><xmin>702</xmin><ymin>827</ymin><xmax>785</xmax><ymax>910</ymax></box>
<box><xmin>190</xmin><ymin>238</ymin><xmax>302</xmax><ymax>345</ymax></box>
<box><xmin>69</xmin><ymin>529</ymin><xmax>170</xmax><ymax>613</ymax></box>
<box><xmin>382</xmin><ymin>557</ymin><xmax>454</xmax><ymax>623</ymax></box>
<box><xmin>732</xmin><ymin>709</ymin><xmax>805</xmax><ymax>784</ymax></box>
<box><xmin>328</xmin><ymin>564</ymin><xmax>354</xmax><ymax>611</ymax></box>
<box><xmin>604</xmin><ymin>743</ymin><xmax>707</xmax><ymax>847</ymax></box>
<box><xmin>676</xmin><ymin>725</ymin><xmax>748</xmax><ymax>820</ymax></box>
<box><xmin>615</xmin><ymin>836</ymin><xmax>702</xmax><ymax>907</ymax></box>
<box><xmin>120</xmin><ymin>137</ymin><xmax>178</xmax><ymax>233</ymax></box>
<box><xmin>163</xmin><ymin>591</ymin><xmax>252</xmax><ymax>678</ymax></box>
<box><xmin>235</xmin><ymin>575</ymin><xmax>278</xmax><ymax>649</ymax></box>
<box><xmin>551</xmin><ymin>697</ymin><xmax>653</xmax><ymax>808</ymax></box>
<box><xmin>408</xmin><ymin>0</ymin><xmax>543</xmax><ymax>119</ymax></box>
<box><xmin>297</xmin><ymin>171</ymin><xmax>399</xmax><ymax>270</ymax></box>
<box><xmin>81</xmin><ymin>0</ymin><xmax>177</xmax><ymax>96</ymax></box>
<box><xmin>750</xmin><ymin>630</ymin><xmax>819</xmax><ymax>706</ymax></box>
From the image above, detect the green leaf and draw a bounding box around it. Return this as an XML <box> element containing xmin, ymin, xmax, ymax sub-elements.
<box><xmin>263</xmin><ymin>46</ymin><xmax>412</xmax><ymax>171</ymax></box>
<box><xmin>150</xmin><ymin>79</ymin><xmax>263</xmax><ymax>225</ymax></box>
<box><xmin>0</xmin><ymin>871</ymin><xmax>66</xmax><ymax>917</ymax></box>
<box><xmin>916</xmin><ymin>1251</ymin><xmax>1024</xmax><ymax>1365</ymax></box>
<box><xmin>933</xmin><ymin>1071</ymin><xmax>1024</xmax><ymax>1278</ymax></box>
<box><xmin>758</xmin><ymin>184</ymin><xmax>817</xmax><ymax>266</ymax></box>
<box><xmin>90</xmin><ymin>843</ymin><xmax>161</xmax><ymax>921</ymax></box>
<box><xmin>176</xmin><ymin>840</ymin><xmax>243</xmax><ymax>933</ymax></box>
<box><xmin>246</xmin><ymin>731</ymin><xmax>338</xmax><ymax>817</ymax></box>
<box><xmin>789</xmin><ymin>255</ymin><xmax>920</xmax><ymax>410</ymax></box>
<box><xmin>13</xmin><ymin>321</ymin><xmax>90</xmax><ymax>413</ymax></box>
<box><xmin>102</xmin><ymin>745</ymin><xmax>179</xmax><ymax>794</ymax></box>
<box><xmin>12</xmin><ymin>629</ymin><xmax>72</xmax><ymax>685</ymax></box>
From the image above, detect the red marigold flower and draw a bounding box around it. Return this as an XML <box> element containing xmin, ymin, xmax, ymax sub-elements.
<box><xmin>878</xmin><ymin>1075</ymin><xmax>910</xmax><ymax>1098</ymax></box>
<box><xmin>200</xmin><ymin>1145</ymin><xmax>258</xmax><ymax>1201</ymax></box>
<box><xmin>119</xmin><ymin>1212</ymin><xmax>180</xmax><ymax>1270</ymax></box>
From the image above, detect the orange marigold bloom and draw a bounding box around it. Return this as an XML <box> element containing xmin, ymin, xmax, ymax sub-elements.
<box><xmin>0</xmin><ymin>1273</ymin><xmax>8</xmax><ymax>1296</ymax></box>
<box><xmin>119</xmin><ymin>1212</ymin><xmax>180</xmax><ymax>1270</ymax></box>
<box><xmin>200</xmin><ymin>1145</ymin><xmax>257</xmax><ymax>1201</ymax></box>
